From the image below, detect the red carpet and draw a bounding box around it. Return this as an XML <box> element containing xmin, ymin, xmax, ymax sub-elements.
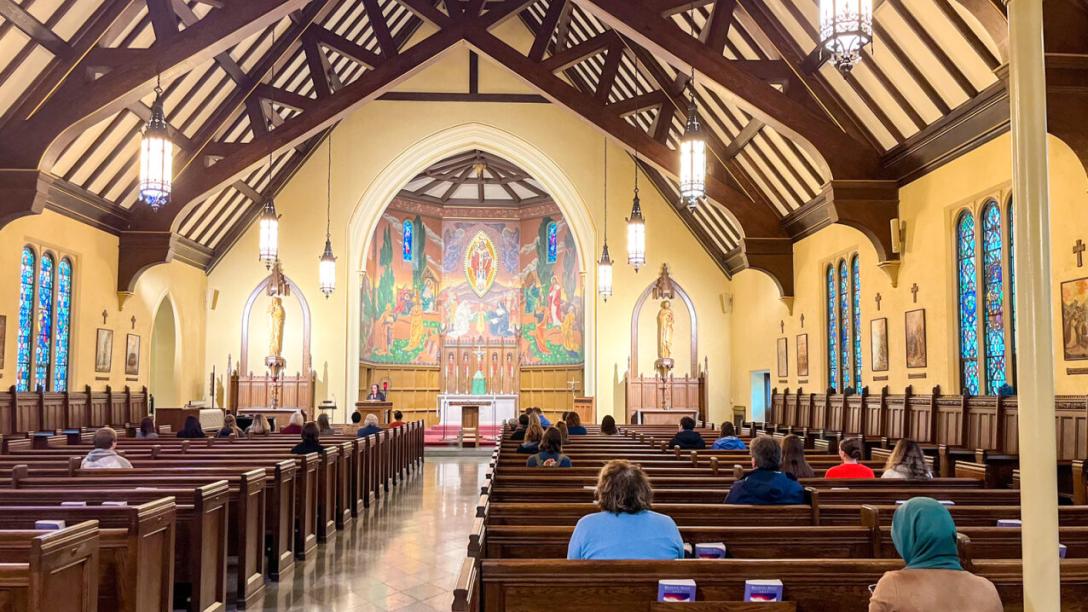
<box><xmin>424</xmin><ymin>424</ymin><xmax>503</xmax><ymax>446</ymax></box>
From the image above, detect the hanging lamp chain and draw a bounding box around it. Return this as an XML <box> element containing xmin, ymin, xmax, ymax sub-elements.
<box><xmin>326</xmin><ymin>133</ymin><xmax>332</xmax><ymax>239</ymax></box>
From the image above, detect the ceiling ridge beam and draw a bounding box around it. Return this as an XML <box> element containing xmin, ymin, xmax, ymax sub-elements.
<box><xmin>0</xmin><ymin>0</ymin><xmax>74</xmax><ymax>59</ymax></box>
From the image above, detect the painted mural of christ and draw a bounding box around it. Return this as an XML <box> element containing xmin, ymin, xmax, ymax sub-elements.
<box><xmin>547</xmin><ymin>275</ymin><xmax>563</xmax><ymax>326</ymax></box>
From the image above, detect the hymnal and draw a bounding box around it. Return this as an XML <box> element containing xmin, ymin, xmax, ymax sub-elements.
<box><xmin>744</xmin><ymin>579</ymin><xmax>784</xmax><ymax>602</ymax></box>
<box><xmin>60</xmin><ymin>501</ymin><xmax>87</xmax><ymax>507</ymax></box>
<box><xmin>34</xmin><ymin>520</ymin><xmax>65</xmax><ymax>530</ymax></box>
<box><xmin>1060</xmin><ymin>544</ymin><xmax>1068</xmax><ymax>559</ymax></box>
<box><xmin>996</xmin><ymin>519</ymin><xmax>1021</xmax><ymax>527</ymax></box>
<box><xmin>657</xmin><ymin>579</ymin><xmax>697</xmax><ymax>602</ymax></box>
<box><xmin>694</xmin><ymin>543</ymin><xmax>727</xmax><ymax>559</ymax></box>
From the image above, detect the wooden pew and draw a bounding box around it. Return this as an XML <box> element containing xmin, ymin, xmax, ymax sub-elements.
<box><xmin>0</xmin><ymin>500</ymin><xmax>175</xmax><ymax>612</ymax></box>
<box><xmin>0</xmin><ymin>520</ymin><xmax>100</xmax><ymax>612</ymax></box>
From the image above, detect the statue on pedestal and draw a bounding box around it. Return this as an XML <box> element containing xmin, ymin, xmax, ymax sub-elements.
<box><xmin>657</xmin><ymin>299</ymin><xmax>675</xmax><ymax>360</ymax></box>
<box><xmin>268</xmin><ymin>297</ymin><xmax>286</xmax><ymax>358</ymax></box>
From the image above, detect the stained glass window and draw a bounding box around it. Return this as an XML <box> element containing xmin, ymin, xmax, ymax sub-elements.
<box><xmin>53</xmin><ymin>258</ymin><xmax>72</xmax><ymax>392</ymax></box>
<box><xmin>827</xmin><ymin>265</ymin><xmax>838</xmax><ymax>392</ymax></box>
<box><xmin>981</xmin><ymin>202</ymin><xmax>1006</xmax><ymax>394</ymax></box>
<box><xmin>402</xmin><ymin>219</ymin><xmax>413</xmax><ymax>262</ymax></box>
<box><xmin>546</xmin><ymin>221</ymin><xmax>558</xmax><ymax>263</ymax></box>
<box><xmin>1007</xmin><ymin>198</ymin><xmax>1016</xmax><ymax>386</ymax></box>
<box><xmin>957</xmin><ymin>211</ymin><xmax>980</xmax><ymax>395</ymax></box>
<box><xmin>851</xmin><ymin>255</ymin><xmax>862</xmax><ymax>392</ymax></box>
<box><xmin>33</xmin><ymin>253</ymin><xmax>55</xmax><ymax>391</ymax></box>
<box><xmin>839</xmin><ymin>260</ymin><xmax>851</xmax><ymax>391</ymax></box>
<box><xmin>15</xmin><ymin>247</ymin><xmax>35</xmax><ymax>392</ymax></box>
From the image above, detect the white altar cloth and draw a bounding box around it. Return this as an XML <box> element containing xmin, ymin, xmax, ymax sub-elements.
<box><xmin>437</xmin><ymin>394</ymin><xmax>518</xmax><ymax>425</ymax></box>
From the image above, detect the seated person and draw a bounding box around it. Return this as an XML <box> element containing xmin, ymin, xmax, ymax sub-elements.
<box><xmin>216</xmin><ymin>413</ymin><xmax>244</xmax><ymax>438</ymax></box>
<box><xmin>510</xmin><ymin>414</ymin><xmax>529</xmax><ymax>440</ymax></box>
<box><xmin>365</xmin><ymin>383</ymin><xmax>386</xmax><ymax>401</ymax></box>
<box><xmin>317</xmin><ymin>413</ymin><xmax>337</xmax><ymax>436</ymax></box>
<box><xmin>516</xmin><ymin>415</ymin><xmax>545</xmax><ymax>454</ymax></box>
<box><xmin>292</xmin><ymin>422</ymin><xmax>326</xmax><ymax>455</ymax></box>
<box><xmin>527</xmin><ymin>427</ymin><xmax>573</xmax><ymax>467</ymax></box>
<box><xmin>825</xmin><ymin>437</ymin><xmax>875</xmax><ymax>479</ymax></box>
<box><xmin>667</xmin><ymin>416</ymin><xmax>706</xmax><ymax>449</ymax></box>
<box><xmin>81</xmin><ymin>427</ymin><xmax>133</xmax><ymax>469</ymax></box>
<box><xmin>356</xmin><ymin>413</ymin><xmax>382</xmax><ymax>438</ymax></box>
<box><xmin>533</xmin><ymin>407</ymin><xmax>552</xmax><ymax>429</ymax></box>
<box><xmin>387</xmin><ymin>410</ymin><xmax>405</xmax><ymax>428</ymax></box>
<box><xmin>711</xmin><ymin>421</ymin><xmax>747</xmax><ymax>450</ymax></box>
<box><xmin>556</xmin><ymin>421</ymin><xmax>570</xmax><ymax>444</ymax></box>
<box><xmin>280</xmin><ymin>410</ymin><xmax>305</xmax><ymax>435</ymax></box>
<box><xmin>177</xmin><ymin>415</ymin><xmax>207</xmax><ymax>438</ymax></box>
<box><xmin>599</xmin><ymin>414</ymin><xmax>618</xmax><ymax>436</ymax></box>
<box><xmin>136</xmin><ymin>416</ymin><xmax>158</xmax><ymax>439</ymax></box>
<box><xmin>724</xmin><ymin>435</ymin><xmax>804</xmax><ymax>505</ymax></box>
<box><xmin>881</xmin><ymin>439</ymin><xmax>933</xmax><ymax>480</ymax></box>
<box><xmin>780</xmin><ymin>434</ymin><xmax>815</xmax><ymax>479</ymax></box>
<box><xmin>567</xmin><ymin>460</ymin><xmax>684</xmax><ymax>560</ymax></box>
<box><xmin>566</xmin><ymin>412</ymin><xmax>588</xmax><ymax>435</ymax></box>
<box><xmin>246</xmin><ymin>414</ymin><xmax>271</xmax><ymax>437</ymax></box>
<box><xmin>869</xmin><ymin>497</ymin><xmax>1002</xmax><ymax>612</ymax></box>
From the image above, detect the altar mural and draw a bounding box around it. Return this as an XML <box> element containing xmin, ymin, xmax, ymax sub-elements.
<box><xmin>360</xmin><ymin>203</ymin><xmax>583</xmax><ymax>368</ymax></box>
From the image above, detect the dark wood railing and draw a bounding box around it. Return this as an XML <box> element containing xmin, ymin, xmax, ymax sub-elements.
<box><xmin>0</xmin><ymin>385</ymin><xmax>149</xmax><ymax>434</ymax></box>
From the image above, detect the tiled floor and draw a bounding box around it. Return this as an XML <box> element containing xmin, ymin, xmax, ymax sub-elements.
<box><xmin>260</xmin><ymin>456</ymin><xmax>489</xmax><ymax>611</ymax></box>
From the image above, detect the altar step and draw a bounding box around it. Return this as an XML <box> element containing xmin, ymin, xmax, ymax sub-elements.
<box><xmin>423</xmin><ymin>424</ymin><xmax>503</xmax><ymax>447</ymax></box>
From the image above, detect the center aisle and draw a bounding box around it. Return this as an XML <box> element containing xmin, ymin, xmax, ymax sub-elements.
<box><xmin>262</xmin><ymin>456</ymin><xmax>490</xmax><ymax>611</ymax></box>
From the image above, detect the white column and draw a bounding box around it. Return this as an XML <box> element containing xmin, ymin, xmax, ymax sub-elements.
<box><xmin>1008</xmin><ymin>1</ymin><xmax>1061</xmax><ymax>609</ymax></box>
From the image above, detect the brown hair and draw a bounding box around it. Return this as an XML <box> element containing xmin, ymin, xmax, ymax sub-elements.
<box><xmin>720</xmin><ymin>421</ymin><xmax>736</xmax><ymax>437</ymax></box>
<box><xmin>139</xmin><ymin>416</ymin><xmax>156</xmax><ymax>436</ymax></box>
<box><xmin>884</xmin><ymin>439</ymin><xmax>930</xmax><ymax>479</ymax></box>
<box><xmin>540</xmin><ymin>427</ymin><xmax>564</xmax><ymax>453</ymax></box>
<box><xmin>680</xmin><ymin>416</ymin><xmax>696</xmax><ymax>430</ymax></box>
<box><xmin>524</xmin><ymin>413</ymin><xmax>545</xmax><ymax>443</ymax></box>
<box><xmin>555</xmin><ymin>421</ymin><xmax>570</xmax><ymax>443</ymax></box>
<box><xmin>780</xmin><ymin>434</ymin><xmax>815</xmax><ymax>479</ymax></box>
<box><xmin>840</xmin><ymin>437</ymin><xmax>864</xmax><ymax>461</ymax></box>
<box><xmin>567</xmin><ymin>411</ymin><xmax>582</xmax><ymax>428</ymax></box>
<box><xmin>93</xmin><ymin>426</ymin><xmax>118</xmax><ymax>450</ymax></box>
<box><xmin>596</xmin><ymin>460</ymin><xmax>654</xmax><ymax>514</ymax></box>
<box><xmin>600</xmin><ymin>415</ymin><xmax>618</xmax><ymax>435</ymax></box>
<box><xmin>301</xmin><ymin>422</ymin><xmax>320</xmax><ymax>445</ymax></box>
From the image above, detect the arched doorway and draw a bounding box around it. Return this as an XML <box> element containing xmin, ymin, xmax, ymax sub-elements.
<box><xmin>149</xmin><ymin>298</ymin><xmax>178</xmax><ymax>408</ymax></box>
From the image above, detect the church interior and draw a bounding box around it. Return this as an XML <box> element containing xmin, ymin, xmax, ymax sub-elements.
<box><xmin>0</xmin><ymin>0</ymin><xmax>1084</xmax><ymax>609</ymax></box>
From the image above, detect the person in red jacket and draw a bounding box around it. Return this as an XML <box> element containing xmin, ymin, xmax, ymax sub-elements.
<box><xmin>824</xmin><ymin>437</ymin><xmax>875</xmax><ymax>479</ymax></box>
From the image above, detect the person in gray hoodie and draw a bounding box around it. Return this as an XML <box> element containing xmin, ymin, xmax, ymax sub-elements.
<box><xmin>81</xmin><ymin>427</ymin><xmax>133</xmax><ymax>469</ymax></box>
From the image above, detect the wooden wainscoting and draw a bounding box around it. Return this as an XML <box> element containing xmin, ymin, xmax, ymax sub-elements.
<box><xmin>360</xmin><ymin>364</ymin><xmax>440</xmax><ymax>427</ymax></box>
<box><xmin>519</xmin><ymin>365</ymin><xmax>583</xmax><ymax>422</ymax></box>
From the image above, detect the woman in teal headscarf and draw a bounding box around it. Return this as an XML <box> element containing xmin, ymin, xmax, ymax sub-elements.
<box><xmin>869</xmin><ymin>497</ymin><xmax>1002</xmax><ymax>611</ymax></box>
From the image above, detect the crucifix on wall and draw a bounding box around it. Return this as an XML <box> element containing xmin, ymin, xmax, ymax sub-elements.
<box><xmin>102</xmin><ymin>310</ymin><xmax>108</xmax><ymax>324</ymax></box>
<box><xmin>910</xmin><ymin>283</ymin><xmax>920</xmax><ymax>303</ymax></box>
<box><xmin>875</xmin><ymin>293</ymin><xmax>882</xmax><ymax>311</ymax></box>
<box><xmin>799</xmin><ymin>313</ymin><xmax>805</xmax><ymax>328</ymax></box>
<box><xmin>1075</xmin><ymin>239</ymin><xmax>1085</xmax><ymax>268</ymax></box>
<box><xmin>779</xmin><ymin>320</ymin><xmax>785</xmax><ymax>333</ymax></box>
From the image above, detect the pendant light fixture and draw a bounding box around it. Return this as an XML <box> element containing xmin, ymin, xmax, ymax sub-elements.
<box><xmin>597</xmin><ymin>138</ymin><xmax>613</xmax><ymax>301</ymax></box>
<box><xmin>819</xmin><ymin>0</ymin><xmax>873</xmax><ymax>73</ymax></box>
<box><xmin>138</xmin><ymin>73</ymin><xmax>173</xmax><ymax>209</ymax></box>
<box><xmin>258</xmin><ymin>28</ymin><xmax>280</xmax><ymax>268</ymax></box>
<box><xmin>318</xmin><ymin>134</ymin><xmax>337</xmax><ymax>298</ymax></box>
<box><xmin>678</xmin><ymin>2</ymin><xmax>706</xmax><ymax>209</ymax></box>
<box><xmin>626</xmin><ymin>144</ymin><xmax>646</xmax><ymax>273</ymax></box>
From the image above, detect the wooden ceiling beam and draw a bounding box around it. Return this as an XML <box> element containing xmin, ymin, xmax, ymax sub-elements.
<box><xmin>0</xmin><ymin>0</ymin><xmax>74</xmax><ymax>59</ymax></box>
<box><xmin>952</xmin><ymin>0</ymin><xmax>1007</xmax><ymax>63</ymax></box>
<box><xmin>311</xmin><ymin>25</ymin><xmax>384</xmax><ymax>69</ymax></box>
<box><xmin>721</xmin><ymin>118</ymin><xmax>763</xmax><ymax>161</ymax></box>
<box><xmin>700</xmin><ymin>0</ymin><xmax>737</xmax><ymax>54</ymax></box>
<box><xmin>648</xmin><ymin>0</ymin><xmax>716</xmax><ymax>17</ymax></box>
<box><xmin>529</xmin><ymin>0</ymin><xmax>567</xmax><ymax>61</ymax></box>
<box><xmin>608</xmin><ymin>91</ymin><xmax>666</xmax><ymax>117</ymax></box>
<box><xmin>146</xmin><ymin>0</ymin><xmax>179</xmax><ymax>44</ymax></box>
<box><xmin>886</xmin><ymin>0</ymin><xmax>978</xmax><ymax>98</ymax></box>
<box><xmin>363</xmin><ymin>0</ymin><xmax>398</xmax><ymax>57</ymax></box>
<box><xmin>574</xmin><ymin>0</ymin><xmax>884</xmax><ymax>180</ymax></box>
<box><xmin>541</xmin><ymin>30</ymin><xmax>614</xmax><ymax>72</ymax></box>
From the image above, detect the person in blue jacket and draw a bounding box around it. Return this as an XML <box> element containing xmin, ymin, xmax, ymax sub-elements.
<box><xmin>711</xmin><ymin>421</ymin><xmax>747</xmax><ymax>450</ymax></box>
<box><xmin>356</xmin><ymin>413</ymin><xmax>382</xmax><ymax>437</ymax></box>
<box><xmin>667</xmin><ymin>416</ymin><xmax>706</xmax><ymax>449</ymax></box>
<box><xmin>724</xmin><ymin>436</ymin><xmax>805</xmax><ymax>505</ymax></box>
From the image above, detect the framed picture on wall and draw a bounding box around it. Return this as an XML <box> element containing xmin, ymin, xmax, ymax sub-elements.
<box><xmin>776</xmin><ymin>337</ymin><xmax>788</xmax><ymax>377</ymax></box>
<box><xmin>95</xmin><ymin>328</ymin><xmax>113</xmax><ymax>373</ymax></box>
<box><xmin>1061</xmin><ymin>276</ymin><xmax>1088</xmax><ymax>360</ymax></box>
<box><xmin>871</xmin><ymin>318</ymin><xmax>889</xmax><ymax>372</ymax></box>
<box><xmin>904</xmin><ymin>309</ymin><xmax>927</xmax><ymax>368</ymax></box>
<box><xmin>125</xmin><ymin>334</ymin><xmax>140</xmax><ymax>376</ymax></box>
<box><xmin>0</xmin><ymin>315</ymin><xmax>5</xmax><ymax>370</ymax></box>
<box><xmin>796</xmin><ymin>333</ymin><xmax>809</xmax><ymax>377</ymax></box>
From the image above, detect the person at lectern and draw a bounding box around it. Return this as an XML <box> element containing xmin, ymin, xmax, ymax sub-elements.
<box><xmin>365</xmin><ymin>384</ymin><xmax>386</xmax><ymax>401</ymax></box>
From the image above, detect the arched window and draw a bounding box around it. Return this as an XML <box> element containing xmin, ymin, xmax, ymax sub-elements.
<box><xmin>34</xmin><ymin>253</ymin><xmax>55</xmax><ymax>391</ymax></box>
<box><xmin>1007</xmin><ymin>198</ymin><xmax>1016</xmax><ymax>385</ymax></box>
<box><xmin>851</xmin><ymin>255</ymin><xmax>862</xmax><ymax>392</ymax></box>
<box><xmin>546</xmin><ymin>221</ymin><xmax>558</xmax><ymax>263</ymax></box>
<box><xmin>53</xmin><ymin>258</ymin><xmax>73</xmax><ymax>392</ymax></box>
<box><xmin>839</xmin><ymin>260</ymin><xmax>852</xmax><ymax>391</ymax></box>
<box><xmin>981</xmin><ymin>202</ymin><xmax>1006</xmax><ymax>394</ymax></box>
<box><xmin>826</xmin><ymin>265</ymin><xmax>838</xmax><ymax>391</ymax></box>
<box><xmin>15</xmin><ymin>247</ymin><xmax>35</xmax><ymax>392</ymax></box>
<box><xmin>956</xmin><ymin>211</ymin><xmax>980</xmax><ymax>395</ymax></box>
<box><xmin>402</xmin><ymin>219</ymin><xmax>413</xmax><ymax>262</ymax></box>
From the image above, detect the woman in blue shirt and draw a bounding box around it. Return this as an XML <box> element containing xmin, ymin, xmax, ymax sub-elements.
<box><xmin>567</xmin><ymin>460</ymin><xmax>684</xmax><ymax>560</ymax></box>
<box><xmin>527</xmin><ymin>427</ymin><xmax>572</xmax><ymax>467</ymax></box>
<box><xmin>711</xmin><ymin>421</ymin><xmax>747</xmax><ymax>450</ymax></box>
<box><xmin>566</xmin><ymin>412</ymin><xmax>588</xmax><ymax>435</ymax></box>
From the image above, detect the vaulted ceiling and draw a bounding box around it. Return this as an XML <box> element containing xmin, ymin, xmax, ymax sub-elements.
<box><xmin>0</xmin><ymin>0</ymin><xmax>1010</xmax><ymax>296</ymax></box>
<box><xmin>399</xmin><ymin>150</ymin><xmax>552</xmax><ymax>207</ymax></box>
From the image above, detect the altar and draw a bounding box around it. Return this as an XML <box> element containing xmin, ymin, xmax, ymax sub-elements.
<box><xmin>437</xmin><ymin>394</ymin><xmax>517</xmax><ymax>425</ymax></box>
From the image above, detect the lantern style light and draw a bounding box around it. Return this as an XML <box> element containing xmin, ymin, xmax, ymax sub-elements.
<box><xmin>318</xmin><ymin>136</ymin><xmax>337</xmax><ymax>297</ymax></box>
<box><xmin>138</xmin><ymin>84</ymin><xmax>173</xmax><ymax>209</ymax></box>
<box><xmin>598</xmin><ymin>139</ymin><xmax>613</xmax><ymax>301</ymax></box>
<box><xmin>819</xmin><ymin>0</ymin><xmax>873</xmax><ymax>73</ymax></box>
<box><xmin>258</xmin><ymin>199</ymin><xmax>279</xmax><ymax>268</ymax></box>
<box><xmin>626</xmin><ymin>182</ymin><xmax>646</xmax><ymax>272</ymax></box>
<box><xmin>678</xmin><ymin>98</ymin><xmax>706</xmax><ymax>209</ymax></box>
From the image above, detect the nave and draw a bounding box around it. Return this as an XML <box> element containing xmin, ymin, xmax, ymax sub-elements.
<box><xmin>265</xmin><ymin>457</ymin><xmax>488</xmax><ymax>612</ymax></box>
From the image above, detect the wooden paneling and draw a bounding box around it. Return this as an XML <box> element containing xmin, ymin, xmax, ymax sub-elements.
<box><xmin>231</xmin><ymin>372</ymin><xmax>315</xmax><ymax>412</ymax></box>
<box><xmin>625</xmin><ymin>374</ymin><xmax>705</xmax><ymax>424</ymax></box>
<box><xmin>0</xmin><ymin>386</ymin><xmax>148</xmax><ymax>434</ymax></box>
<box><xmin>361</xmin><ymin>364</ymin><xmax>440</xmax><ymax>415</ymax></box>
<box><xmin>520</xmin><ymin>366</ymin><xmax>583</xmax><ymax>419</ymax></box>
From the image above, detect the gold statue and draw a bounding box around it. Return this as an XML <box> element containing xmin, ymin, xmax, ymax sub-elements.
<box><xmin>657</xmin><ymin>299</ymin><xmax>674</xmax><ymax>359</ymax></box>
<box><xmin>268</xmin><ymin>296</ymin><xmax>286</xmax><ymax>357</ymax></box>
